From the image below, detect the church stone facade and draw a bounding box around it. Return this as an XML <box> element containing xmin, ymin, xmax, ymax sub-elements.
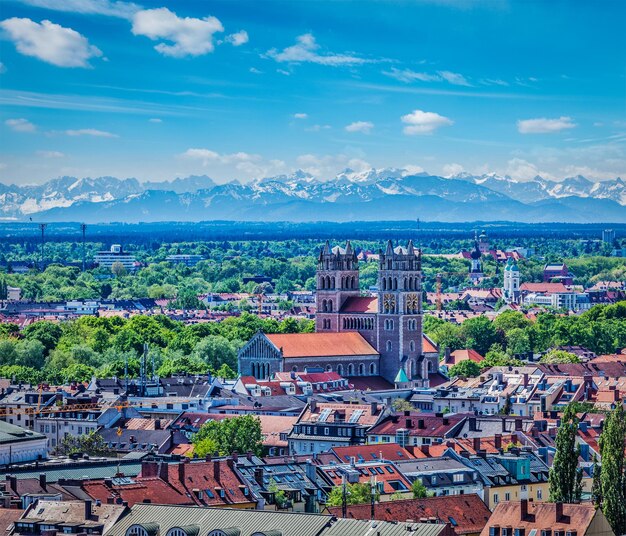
<box><xmin>238</xmin><ymin>240</ymin><xmax>440</xmax><ymax>385</ymax></box>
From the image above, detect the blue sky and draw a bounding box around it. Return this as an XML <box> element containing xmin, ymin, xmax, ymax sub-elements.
<box><xmin>1</xmin><ymin>0</ymin><xmax>625</xmax><ymax>185</ymax></box>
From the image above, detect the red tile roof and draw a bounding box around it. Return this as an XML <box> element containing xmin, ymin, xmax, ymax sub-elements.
<box><xmin>520</xmin><ymin>282</ymin><xmax>569</xmax><ymax>293</ymax></box>
<box><xmin>480</xmin><ymin>501</ymin><xmax>598</xmax><ymax>536</ymax></box>
<box><xmin>0</xmin><ymin>509</ymin><xmax>23</xmax><ymax>535</ymax></box>
<box><xmin>369</xmin><ymin>413</ymin><xmax>464</xmax><ymax>438</ymax></box>
<box><xmin>423</xmin><ymin>334</ymin><xmax>438</xmax><ymax>354</ymax></box>
<box><xmin>329</xmin><ymin>495</ymin><xmax>491</xmax><ymax>535</ymax></box>
<box><xmin>446</xmin><ymin>349</ymin><xmax>484</xmax><ymax>366</ymax></box>
<box><xmin>331</xmin><ymin>443</ymin><xmax>415</xmax><ymax>463</ymax></box>
<box><xmin>320</xmin><ymin>461</ymin><xmax>412</xmax><ymax>494</ymax></box>
<box><xmin>266</xmin><ymin>332</ymin><xmax>378</xmax><ymax>358</ymax></box>
<box><xmin>340</xmin><ymin>297</ymin><xmax>379</xmax><ymax>314</ymax></box>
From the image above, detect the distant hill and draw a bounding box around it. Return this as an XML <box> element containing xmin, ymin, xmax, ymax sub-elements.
<box><xmin>2</xmin><ymin>169</ymin><xmax>625</xmax><ymax>223</ymax></box>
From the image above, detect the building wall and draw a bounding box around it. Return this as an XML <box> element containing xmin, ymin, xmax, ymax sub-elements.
<box><xmin>486</xmin><ymin>482</ymin><xmax>549</xmax><ymax>510</ymax></box>
<box><xmin>0</xmin><ymin>438</ymin><xmax>48</xmax><ymax>465</ymax></box>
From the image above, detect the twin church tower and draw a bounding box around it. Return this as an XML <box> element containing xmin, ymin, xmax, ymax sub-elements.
<box><xmin>315</xmin><ymin>240</ymin><xmax>437</xmax><ymax>384</ymax></box>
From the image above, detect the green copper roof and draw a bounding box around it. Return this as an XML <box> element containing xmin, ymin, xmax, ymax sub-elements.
<box><xmin>394</xmin><ymin>368</ymin><xmax>409</xmax><ymax>383</ymax></box>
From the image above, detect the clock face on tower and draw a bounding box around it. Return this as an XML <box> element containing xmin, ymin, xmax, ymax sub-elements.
<box><xmin>406</xmin><ymin>294</ymin><xmax>419</xmax><ymax>313</ymax></box>
<box><xmin>383</xmin><ymin>293</ymin><xmax>396</xmax><ymax>312</ymax></box>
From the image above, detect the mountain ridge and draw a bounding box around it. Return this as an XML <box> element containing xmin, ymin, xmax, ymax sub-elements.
<box><xmin>1</xmin><ymin>169</ymin><xmax>625</xmax><ymax>223</ymax></box>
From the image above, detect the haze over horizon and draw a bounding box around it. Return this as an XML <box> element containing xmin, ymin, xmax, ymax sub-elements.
<box><xmin>1</xmin><ymin>0</ymin><xmax>625</xmax><ymax>186</ymax></box>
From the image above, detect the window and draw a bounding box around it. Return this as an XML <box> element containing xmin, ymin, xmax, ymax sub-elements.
<box><xmin>453</xmin><ymin>473</ymin><xmax>463</xmax><ymax>483</ymax></box>
<box><xmin>126</xmin><ymin>525</ymin><xmax>150</xmax><ymax>536</ymax></box>
<box><xmin>502</xmin><ymin>529</ymin><xmax>509</xmax><ymax>536</ymax></box>
<box><xmin>490</xmin><ymin>528</ymin><xmax>500</xmax><ymax>536</ymax></box>
<box><xmin>515</xmin><ymin>529</ymin><xmax>525</xmax><ymax>536</ymax></box>
<box><xmin>536</xmin><ymin>489</ymin><xmax>543</xmax><ymax>499</ymax></box>
<box><xmin>386</xmin><ymin>341</ymin><xmax>392</xmax><ymax>352</ymax></box>
<box><xmin>493</xmin><ymin>493</ymin><xmax>499</xmax><ymax>504</ymax></box>
<box><xmin>505</xmin><ymin>492</ymin><xmax>511</xmax><ymax>501</ymax></box>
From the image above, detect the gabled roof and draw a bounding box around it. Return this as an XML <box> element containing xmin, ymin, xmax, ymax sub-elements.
<box><xmin>340</xmin><ymin>296</ymin><xmax>378</xmax><ymax>314</ymax></box>
<box><xmin>266</xmin><ymin>332</ymin><xmax>378</xmax><ymax>358</ymax></box>
<box><xmin>329</xmin><ymin>495</ymin><xmax>491</xmax><ymax>536</ymax></box>
<box><xmin>520</xmin><ymin>282</ymin><xmax>569</xmax><ymax>293</ymax></box>
<box><xmin>331</xmin><ymin>443</ymin><xmax>415</xmax><ymax>463</ymax></box>
<box><xmin>480</xmin><ymin>501</ymin><xmax>599</xmax><ymax>536</ymax></box>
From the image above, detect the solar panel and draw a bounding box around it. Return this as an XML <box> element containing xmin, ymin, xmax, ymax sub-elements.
<box><xmin>349</xmin><ymin>409</ymin><xmax>364</xmax><ymax>423</ymax></box>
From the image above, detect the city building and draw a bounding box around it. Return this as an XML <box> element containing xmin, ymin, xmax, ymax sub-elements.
<box><xmin>239</xmin><ymin>240</ymin><xmax>440</xmax><ymax>386</ymax></box>
<box><xmin>165</xmin><ymin>254</ymin><xmax>205</xmax><ymax>267</ymax></box>
<box><xmin>502</xmin><ymin>258</ymin><xmax>521</xmax><ymax>304</ymax></box>
<box><xmin>469</xmin><ymin>238</ymin><xmax>484</xmax><ymax>283</ymax></box>
<box><xmin>602</xmin><ymin>228</ymin><xmax>615</xmax><ymax>244</ymax></box>
<box><xmin>543</xmin><ymin>263</ymin><xmax>573</xmax><ymax>285</ymax></box>
<box><xmin>94</xmin><ymin>245</ymin><xmax>137</xmax><ymax>271</ymax></box>
<box><xmin>0</xmin><ymin>420</ymin><xmax>48</xmax><ymax>465</ymax></box>
<box><xmin>480</xmin><ymin>500</ymin><xmax>615</xmax><ymax>536</ymax></box>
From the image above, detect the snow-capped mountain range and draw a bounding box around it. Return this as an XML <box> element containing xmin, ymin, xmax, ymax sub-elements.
<box><xmin>1</xmin><ymin>169</ymin><xmax>625</xmax><ymax>223</ymax></box>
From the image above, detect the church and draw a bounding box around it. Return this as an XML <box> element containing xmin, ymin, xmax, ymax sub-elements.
<box><xmin>238</xmin><ymin>240</ymin><xmax>441</xmax><ymax>387</ymax></box>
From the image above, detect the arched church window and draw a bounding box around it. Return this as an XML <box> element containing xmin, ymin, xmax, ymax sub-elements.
<box><xmin>386</xmin><ymin>341</ymin><xmax>392</xmax><ymax>352</ymax></box>
<box><xmin>410</xmin><ymin>340</ymin><xmax>415</xmax><ymax>352</ymax></box>
<box><xmin>369</xmin><ymin>363</ymin><xmax>376</xmax><ymax>375</ymax></box>
<box><xmin>326</xmin><ymin>364</ymin><xmax>332</xmax><ymax>372</ymax></box>
<box><xmin>347</xmin><ymin>363</ymin><xmax>354</xmax><ymax>376</ymax></box>
<box><xmin>358</xmin><ymin>363</ymin><xmax>364</xmax><ymax>375</ymax></box>
<box><xmin>337</xmin><ymin>364</ymin><xmax>344</xmax><ymax>376</ymax></box>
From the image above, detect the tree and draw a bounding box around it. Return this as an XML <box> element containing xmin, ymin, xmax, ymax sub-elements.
<box><xmin>540</xmin><ymin>350</ymin><xmax>581</xmax><ymax>364</ymax></box>
<box><xmin>192</xmin><ymin>415</ymin><xmax>263</xmax><ymax>456</ymax></box>
<box><xmin>598</xmin><ymin>405</ymin><xmax>626</xmax><ymax>535</ymax></box>
<box><xmin>22</xmin><ymin>321</ymin><xmax>63</xmax><ymax>355</ymax></box>
<box><xmin>55</xmin><ymin>432</ymin><xmax>114</xmax><ymax>456</ymax></box>
<box><xmin>448</xmin><ymin>360</ymin><xmax>481</xmax><ymax>378</ymax></box>
<box><xmin>548</xmin><ymin>404</ymin><xmax>583</xmax><ymax>503</ymax></box>
<box><xmin>591</xmin><ymin>454</ymin><xmax>602</xmax><ymax>507</ymax></box>
<box><xmin>111</xmin><ymin>261</ymin><xmax>127</xmax><ymax>277</ymax></box>
<box><xmin>392</xmin><ymin>398</ymin><xmax>415</xmax><ymax>412</ymax></box>
<box><xmin>460</xmin><ymin>316</ymin><xmax>499</xmax><ymax>355</ymax></box>
<box><xmin>61</xmin><ymin>363</ymin><xmax>96</xmax><ymax>383</ymax></box>
<box><xmin>215</xmin><ymin>363</ymin><xmax>237</xmax><ymax>379</ymax></box>
<box><xmin>192</xmin><ymin>336</ymin><xmax>238</xmax><ymax>371</ymax></box>
<box><xmin>482</xmin><ymin>345</ymin><xmax>523</xmax><ymax>368</ymax></box>
<box><xmin>326</xmin><ymin>482</ymin><xmax>379</xmax><ymax>506</ymax></box>
<box><xmin>411</xmin><ymin>479</ymin><xmax>431</xmax><ymax>498</ymax></box>
<box><xmin>268</xmin><ymin>478</ymin><xmax>290</xmax><ymax>509</ymax></box>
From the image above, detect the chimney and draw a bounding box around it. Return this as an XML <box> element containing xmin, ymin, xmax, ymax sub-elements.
<box><xmin>6</xmin><ymin>475</ymin><xmax>16</xmax><ymax>493</ymax></box>
<box><xmin>473</xmin><ymin>437</ymin><xmax>481</xmax><ymax>452</ymax></box>
<box><xmin>154</xmin><ymin>419</ymin><xmax>161</xmax><ymax>430</ymax></box>
<box><xmin>39</xmin><ymin>473</ymin><xmax>47</xmax><ymax>490</ymax></box>
<box><xmin>178</xmin><ymin>461</ymin><xmax>185</xmax><ymax>484</ymax></box>
<box><xmin>246</xmin><ymin>450</ymin><xmax>253</xmax><ymax>461</ymax></box>
<box><xmin>444</xmin><ymin>347</ymin><xmax>451</xmax><ymax>363</ymax></box>
<box><xmin>421</xmin><ymin>444</ymin><xmax>430</xmax><ymax>457</ymax></box>
<box><xmin>232</xmin><ymin>451</ymin><xmax>239</xmax><ymax>463</ymax></box>
<box><xmin>158</xmin><ymin>461</ymin><xmax>169</xmax><ymax>482</ymax></box>
<box><xmin>515</xmin><ymin>419</ymin><xmax>523</xmax><ymax>431</ymax></box>
<box><xmin>468</xmin><ymin>417</ymin><xmax>477</xmax><ymax>432</ymax></box>
<box><xmin>555</xmin><ymin>502</ymin><xmax>563</xmax><ymax>522</ymax></box>
<box><xmin>501</xmin><ymin>418</ymin><xmax>507</xmax><ymax>432</ymax></box>
<box><xmin>442</xmin><ymin>417</ymin><xmax>449</xmax><ymax>426</ymax></box>
<box><xmin>213</xmin><ymin>460</ymin><xmax>221</xmax><ymax>483</ymax></box>
<box><xmin>494</xmin><ymin>434</ymin><xmax>502</xmax><ymax>450</ymax></box>
<box><xmin>522</xmin><ymin>373</ymin><xmax>529</xmax><ymax>387</ymax></box>
<box><xmin>254</xmin><ymin>467</ymin><xmax>264</xmax><ymax>485</ymax></box>
<box><xmin>417</xmin><ymin>419</ymin><xmax>425</xmax><ymax>429</ymax></box>
<box><xmin>205</xmin><ymin>454</ymin><xmax>212</xmax><ymax>462</ymax></box>
<box><xmin>310</xmin><ymin>400</ymin><xmax>317</xmax><ymax>413</ymax></box>
<box><xmin>371</xmin><ymin>402</ymin><xmax>378</xmax><ymax>415</ymax></box>
<box><xmin>520</xmin><ymin>499</ymin><xmax>528</xmax><ymax>520</ymax></box>
<box><xmin>406</xmin><ymin>418</ymin><xmax>414</xmax><ymax>429</ymax></box>
<box><xmin>84</xmin><ymin>500</ymin><xmax>92</xmax><ymax>520</ymax></box>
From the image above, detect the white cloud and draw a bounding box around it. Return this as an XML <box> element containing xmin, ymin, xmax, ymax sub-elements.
<box><xmin>180</xmin><ymin>148</ymin><xmax>286</xmax><ymax>178</ymax></box>
<box><xmin>305</xmin><ymin>124</ymin><xmax>331</xmax><ymax>132</ymax></box>
<box><xmin>402</xmin><ymin>165</ymin><xmax>425</xmax><ymax>176</ymax></box>
<box><xmin>442</xmin><ymin>163</ymin><xmax>464</xmax><ymax>177</ymax></box>
<box><xmin>276</xmin><ymin>69</ymin><xmax>291</xmax><ymax>76</ymax></box>
<box><xmin>517</xmin><ymin>116</ymin><xmax>576</xmax><ymax>134</ymax></box>
<box><xmin>266</xmin><ymin>33</ymin><xmax>375</xmax><ymax>66</ymax></box>
<box><xmin>401</xmin><ymin>109</ymin><xmax>453</xmax><ymax>135</ymax></box>
<box><xmin>504</xmin><ymin>158</ymin><xmax>554</xmax><ymax>181</ymax></box>
<box><xmin>383</xmin><ymin>68</ymin><xmax>440</xmax><ymax>83</ymax></box>
<box><xmin>293</xmin><ymin>113</ymin><xmax>308</xmax><ymax>119</ymax></box>
<box><xmin>148</xmin><ymin>118</ymin><xmax>162</xmax><ymax>123</ymax></box>
<box><xmin>131</xmin><ymin>7</ymin><xmax>223</xmax><ymax>57</ymax></box>
<box><xmin>0</xmin><ymin>18</ymin><xmax>102</xmax><ymax>67</ymax></box>
<box><xmin>249</xmin><ymin>67</ymin><xmax>262</xmax><ymax>74</ymax></box>
<box><xmin>225</xmin><ymin>30</ymin><xmax>248</xmax><ymax>47</ymax></box>
<box><xmin>481</xmin><ymin>78</ymin><xmax>509</xmax><ymax>86</ymax></box>
<box><xmin>37</xmin><ymin>150</ymin><xmax>64</xmax><ymax>158</ymax></box>
<box><xmin>5</xmin><ymin>118</ymin><xmax>36</xmax><ymax>132</ymax></box>
<box><xmin>16</xmin><ymin>0</ymin><xmax>141</xmax><ymax>20</ymax></box>
<box><xmin>65</xmin><ymin>128</ymin><xmax>117</xmax><ymax>137</ymax></box>
<box><xmin>345</xmin><ymin>121</ymin><xmax>374</xmax><ymax>134</ymax></box>
<box><xmin>383</xmin><ymin>67</ymin><xmax>471</xmax><ymax>86</ymax></box>
<box><xmin>438</xmin><ymin>70</ymin><xmax>471</xmax><ymax>86</ymax></box>
<box><xmin>295</xmin><ymin>153</ymin><xmax>371</xmax><ymax>178</ymax></box>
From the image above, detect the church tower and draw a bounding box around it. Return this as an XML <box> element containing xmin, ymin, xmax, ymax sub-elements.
<box><xmin>469</xmin><ymin>236</ymin><xmax>484</xmax><ymax>283</ymax></box>
<box><xmin>377</xmin><ymin>240</ymin><xmax>424</xmax><ymax>384</ymax></box>
<box><xmin>315</xmin><ymin>240</ymin><xmax>359</xmax><ymax>332</ymax></box>
<box><xmin>503</xmin><ymin>257</ymin><xmax>520</xmax><ymax>303</ymax></box>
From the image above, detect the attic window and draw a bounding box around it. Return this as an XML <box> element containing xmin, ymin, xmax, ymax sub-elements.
<box><xmin>448</xmin><ymin>517</ymin><xmax>458</xmax><ymax>527</ymax></box>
